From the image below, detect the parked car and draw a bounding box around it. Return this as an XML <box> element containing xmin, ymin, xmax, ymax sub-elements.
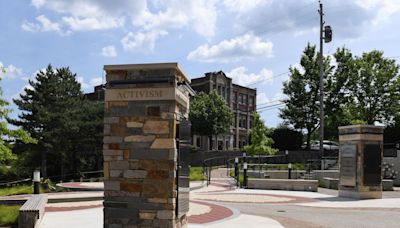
<box><xmin>310</xmin><ymin>140</ymin><xmax>339</xmax><ymax>151</ymax></box>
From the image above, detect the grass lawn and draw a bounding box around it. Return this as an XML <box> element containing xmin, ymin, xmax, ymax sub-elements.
<box><xmin>190</xmin><ymin>167</ymin><xmax>207</xmax><ymax>181</ymax></box>
<box><xmin>0</xmin><ymin>205</ymin><xmax>19</xmax><ymax>226</ymax></box>
<box><xmin>0</xmin><ymin>185</ymin><xmax>33</xmax><ymax>197</ymax></box>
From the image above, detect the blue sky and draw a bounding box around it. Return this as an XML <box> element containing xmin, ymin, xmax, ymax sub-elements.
<box><xmin>1</xmin><ymin>0</ymin><xmax>400</xmax><ymax>127</ymax></box>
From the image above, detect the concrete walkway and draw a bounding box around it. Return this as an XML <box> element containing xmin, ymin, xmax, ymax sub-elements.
<box><xmin>9</xmin><ymin>168</ymin><xmax>400</xmax><ymax>227</ymax></box>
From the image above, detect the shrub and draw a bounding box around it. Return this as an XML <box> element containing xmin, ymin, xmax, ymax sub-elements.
<box><xmin>0</xmin><ymin>205</ymin><xmax>19</xmax><ymax>226</ymax></box>
<box><xmin>271</xmin><ymin>127</ymin><xmax>303</xmax><ymax>151</ymax></box>
<box><xmin>189</xmin><ymin>167</ymin><xmax>206</xmax><ymax>181</ymax></box>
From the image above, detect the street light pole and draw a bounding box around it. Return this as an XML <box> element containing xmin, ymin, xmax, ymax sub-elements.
<box><xmin>318</xmin><ymin>0</ymin><xmax>325</xmax><ymax>172</ymax></box>
<box><xmin>318</xmin><ymin>1</ymin><xmax>332</xmax><ymax>172</ymax></box>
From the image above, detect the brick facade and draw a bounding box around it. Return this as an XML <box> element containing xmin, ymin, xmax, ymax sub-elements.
<box><xmin>190</xmin><ymin>71</ymin><xmax>256</xmax><ymax>150</ymax></box>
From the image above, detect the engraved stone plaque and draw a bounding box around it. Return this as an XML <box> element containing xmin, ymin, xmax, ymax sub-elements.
<box><xmin>340</xmin><ymin>144</ymin><xmax>357</xmax><ymax>186</ymax></box>
<box><xmin>363</xmin><ymin>144</ymin><xmax>382</xmax><ymax>186</ymax></box>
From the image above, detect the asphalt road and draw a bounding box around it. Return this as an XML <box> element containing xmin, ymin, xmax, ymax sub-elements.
<box><xmin>219</xmin><ymin>202</ymin><xmax>400</xmax><ymax>228</ymax></box>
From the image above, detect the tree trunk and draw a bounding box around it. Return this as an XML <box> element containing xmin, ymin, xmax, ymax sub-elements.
<box><xmin>61</xmin><ymin>156</ymin><xmax>65</xmax><ymax>181</ymax></box>
<box><xmin>209</xmin><ymin>135</ymin><xmax>213</xmax><ymax>151</ymax></box>
<box><xmin>72</xmin><ymin>150</ymin><xmax>77</xmax><ymax>175</ymax></box>
<box><xmin>306</xmin><ymin>128</ymin><xmax>312</xmax><ymax>149</ymax></box>
<box><xmin>41</xmin><ymin>151</ymin><xmax>47</xmax><ymax>178</ymax></box>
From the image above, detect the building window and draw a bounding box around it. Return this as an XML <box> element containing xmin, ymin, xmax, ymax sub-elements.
<box><xmin>239</xmin><ymin>115</ymin><xmax>247</xmax><ymax>128</ymax></box>
<box><xmin>226</xmin><ymin>141</ymin><xmax>229</xmax><ymax>150</ymax></box>
<box><xmin>243</xmin><ymin>94</ymin><xmax>247</xmax><ymax>104</ymax></box>
<box><xmin>249</xmin><ymin>96</ymin><xmax>254</xmax><ymax>106</ymax></box>
<box><xmin>218</xmin><ymin>141</ymin><xmax>223</xmax><ymax>150</ymax></box>
<box><xmin>238</xmin><ymin>93</ymin><xmax>243</xmax><ymax>104</ymax></box>
<box><xmin>234</xmin><ymin>92</ymin><xmax>237</xmax><ymax>102</ymax></box>
<box><xmin>250</xmin><ymin>117</ymin><xmax>253</xmax><ymax>128</ymax></box>
<box><xmin>234</xmin><ymin>115</ymin><xmax>237</xmax><ymax>127</ymax></box>
<box><xmin>196</xmin><ymin>137</ymin><xmax>201</xmax><ymax>148</ymax></box>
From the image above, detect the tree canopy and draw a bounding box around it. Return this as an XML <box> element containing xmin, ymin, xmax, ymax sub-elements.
<box><xmin>11</xmin><ymin>65</ymin><xmax>103</xmax><ymax>178</ymax></box>
<box><xmin>244</xmin><ymin>112</ymin><xmax>277</xmax><ymax>155</ymax></box>
<box><xmin>280</xmin><ymin>43</ymin><xmax>332</xmax><ymax>148</ymax></box>
<box><xmin>0</xmin><ymin>73</ymin><xmax>36</xmax><ymax>162</ymax></box>
<box><xmin>189</xmin><ymin>91</ymin><xmax>233</xmax><ymax>150</ymax></box>
<box><xmin>281</xmin><ymin>44</ymin><xmax>400</xmax><ymax>142</ymax></box>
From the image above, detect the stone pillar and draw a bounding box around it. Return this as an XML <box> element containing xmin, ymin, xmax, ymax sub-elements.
<box><xmin>103</xmin><ymin>63</ymin><xmax>190</xmax><ymax>227</ymax></box>
<box><xmin>338</xmin><ymin>125</ymin><xmax>384</xmax><ymax>199</ymax></box>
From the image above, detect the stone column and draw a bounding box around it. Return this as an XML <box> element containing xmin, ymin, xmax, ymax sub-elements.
<box><xmin>338</xmin><ymin>125</ymin><xmax>384</xmax><ymax>199</ymax></box>
<box><xmin>103</xmin><ymin>63</ymin><xmax>190</xmax><ymax>227</ymax></box>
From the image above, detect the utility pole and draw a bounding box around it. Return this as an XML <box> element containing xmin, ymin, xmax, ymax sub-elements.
<box><xmin>318</xmin><ymin>0</ymin><xmax>332</xmax><ymax>172</ymax></box>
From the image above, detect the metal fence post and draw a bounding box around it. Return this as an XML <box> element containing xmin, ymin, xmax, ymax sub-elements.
<box><xmin>243</xmin><ymin>162</ymin><xmax>248</xmax><ymax>188</ymax></box>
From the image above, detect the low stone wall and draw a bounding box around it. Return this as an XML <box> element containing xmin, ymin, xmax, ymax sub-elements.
<box><xmin>323</xmin><ymin>177</ymin><xmax>339</xmax><ymax>190</ymax></box>
<box><xmin>264</xmin><ymin>170</ymin><xmax>306</xmax><ymax>179</ymax></box>
<box><xmin>313</xmin><ymin>170</ymin><xmax>339</xmax><ymax>182</ymax></box>
<box><xmin>383</xmin><ymin>179</ymin><xmax>394</xmax><ymax>191</ymax></box>
<box><xmin>247</xmin><ymin>178</ymin><xmax>318</xmax><ymax>192</ymax></box>
<box><xmin>246</xmin><ymin>170</ymin><xmax>265</xmax><ymax>178</ymax></box>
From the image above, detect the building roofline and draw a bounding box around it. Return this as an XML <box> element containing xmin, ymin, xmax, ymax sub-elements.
<box><xmin>232</xmin><ymin>83</ymin><xmax>257</xmax><ymax>91</ymax></box>
<box><xmin>103</xmin><ymin>62</ymin><xmax>190</xmax><ymax>82</ymax></box>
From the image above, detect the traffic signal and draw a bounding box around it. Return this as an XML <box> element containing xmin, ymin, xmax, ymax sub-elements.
<box><xmin>324</xmin><ymin>25</ymin><xmax>332</xmax><ymax>43</ymax></box>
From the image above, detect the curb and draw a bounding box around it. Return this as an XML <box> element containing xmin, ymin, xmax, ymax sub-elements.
<box><xmin>190</xmin><ymin>181</ymin><xmax>207</xmax><ymax>191</ymax></box>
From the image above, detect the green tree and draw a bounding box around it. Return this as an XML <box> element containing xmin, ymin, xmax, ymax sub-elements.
<box><xmin>11</xmin><ymin>65</ymin><xmax>103</xmax><ymax>178</ymax></box>
<box><xmin>280</xmin><ymin>43</ymin><xmax>332</xmax><ymax>148</ymax></box>
<box><xmin>346</xmin><ymin>50</ymin><xmax>400</xmax><ymax>124</ymax></box>
<box><xmin>244</xmin><ymin>112</ymin><xmax>277</xmax><ymax>155</ymax></box>
<box><xmin>324</xmin><ymin>47</ymin><xmax>355</xmax><ymax>138</ymax></box>
<box><xmin>189</xmin><ymin>91</ymin><xmax>233</xmax><ymax>150</ymax></box>
<box><xmin>270</xmin><ymin>124</ymin><xmax>303</xmax><ymax>151</ymax></box>
<box><xmin>0</xmin><ymin>77</ymin><xmax>36</xmax><ymax>162</ymax></box>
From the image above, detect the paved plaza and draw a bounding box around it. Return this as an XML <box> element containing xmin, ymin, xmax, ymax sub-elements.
<box><xmin>3</xmin><ymin>168</ymin><xmax>400</xmax><ymax>227</ymax></box>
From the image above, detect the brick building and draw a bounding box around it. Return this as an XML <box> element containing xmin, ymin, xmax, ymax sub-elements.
<box><xmin>190</xmin><ymin>71</ymin><xmax>256</xmax><ymax>150</ymax></box>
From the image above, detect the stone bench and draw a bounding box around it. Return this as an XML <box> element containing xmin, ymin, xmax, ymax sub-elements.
<box><xmin>19</xmin><ymin>194</ymin><xmax>48</xmax><ymax>228</ymax></box>
<box><xmin>383</xmin><ymin>179</ymin><xmax>394</xmax><ymax>191</ymax></box>
<box><xmin>247</xmin><ymin>178</ymin><xmax>318</xmax><ymax>192</ymax></box>
<box><xmin>323</xmin><ymin>177</ymin><xmax>339</xmax><ymax>190</ymax></box>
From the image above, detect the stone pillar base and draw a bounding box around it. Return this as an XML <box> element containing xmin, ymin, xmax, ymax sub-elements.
<box><xmin>339</xmin><ymin>189</ymin><xmax>382</xmax><ymax>199</ymax></box>
<box><xmin>176</xmin><ymin>215</ymin><xmax>188</xmax><ymax>228</ymax></box>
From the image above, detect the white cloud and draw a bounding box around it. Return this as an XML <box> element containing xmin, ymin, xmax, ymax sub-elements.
<box><xmin>187</xmin><ymin>34</ymin><xmax>273</xmax><ymax>63</ymax></box>
<box><xmin>77</xmin><ymin>76</ymin><xmax>102</xmax><ymax>91</ymax></box>
<box><xmin>133</xmin><ymin>0</ymin><xmax>218</xmax><ymax>38</ymax></box>
<box><xmin>12</xmin><ymin>84</ymin><xmax>34</xmax><ymax>100</ymax></box>
<box><xmin>228</xmin><ymin>0</ymin><xmax>400</xmax><ymax>39</ymax></box>
<box><xmin>257</xmin><ymin>93</ymin><xmax>270</xmax><ymax>105</ymax></box>
<box><xmin>25</xmin><ymin>0</ymin><xmax>218</xmax><ymax>40</ymax></box>
<box><xmin>22</xmin><ymin>15</ymin><xmax>66</xmax><ymax>35</ymax></box>
<box><xmin>62</xmin><ymin>16</ymin><xmax>124</xmax><ymax>32</ymax></box>
<box><xmin>223</xmin><ymin>0</ymin><xmax>269</xmax><ymax>13</ymax></box>
<box><xmin>24</xmin><ymin>0</ymin><xmax>146</xmax><ymax>34</ymax></box>
<box><xmin>227</xmin><ymin>66</ymin><xmax>273</xmax><ymax>86</ymax></box>
<box><xmin>101</xmin><ymin>45</ymin><xmax>117</xmax><ymax>58</ymax></box>
<box><xmin>0</xmin><ymin>62</ymin><xmax>24</xmax><ymax>80</ymax></box>
<box><xmin>121</xmin><ymin>30</ymin><xmax>168</xmax><ymax>53</ymax></box>
<box><xmin>31</xmin><ymin>0</ymin><xmax>147</xmax><ymax>18</ymax></box>
<box><xmin>89</xmin><ymin>77</ymin><xmax>103</xmax><ymax>86</ymax></box>
<box><xmin>32</xmin><ymin>0</ymin><xmax>45</xmax><ymax>8</ymax></box>
<box><xmin>291</xmin><ymin>63</ymin><xmax>305</xmax><ymax>75</ymax></box>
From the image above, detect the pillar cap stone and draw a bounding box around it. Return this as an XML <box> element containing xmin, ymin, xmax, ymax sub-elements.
<box><xmin>103</xmin><ymin>62</ymin><xmax>190</xmax><ymax>83</ymax></box>
<box><xmin>338</xmin><ymin>124</ymin><xmax>384</xmax><ymax>135</ymax></box>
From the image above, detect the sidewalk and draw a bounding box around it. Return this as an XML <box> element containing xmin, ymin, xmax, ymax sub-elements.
<box><xmin>9</xmin><ymin>168</ymin><xmax>400</xmax><ymax>227</ymax></box>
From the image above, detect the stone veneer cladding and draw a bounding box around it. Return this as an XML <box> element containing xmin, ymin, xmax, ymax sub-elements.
<box><xmin>103</xmin><ymin>63</ymin><xmax>189</xmax><ymax>228</ymax></box>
